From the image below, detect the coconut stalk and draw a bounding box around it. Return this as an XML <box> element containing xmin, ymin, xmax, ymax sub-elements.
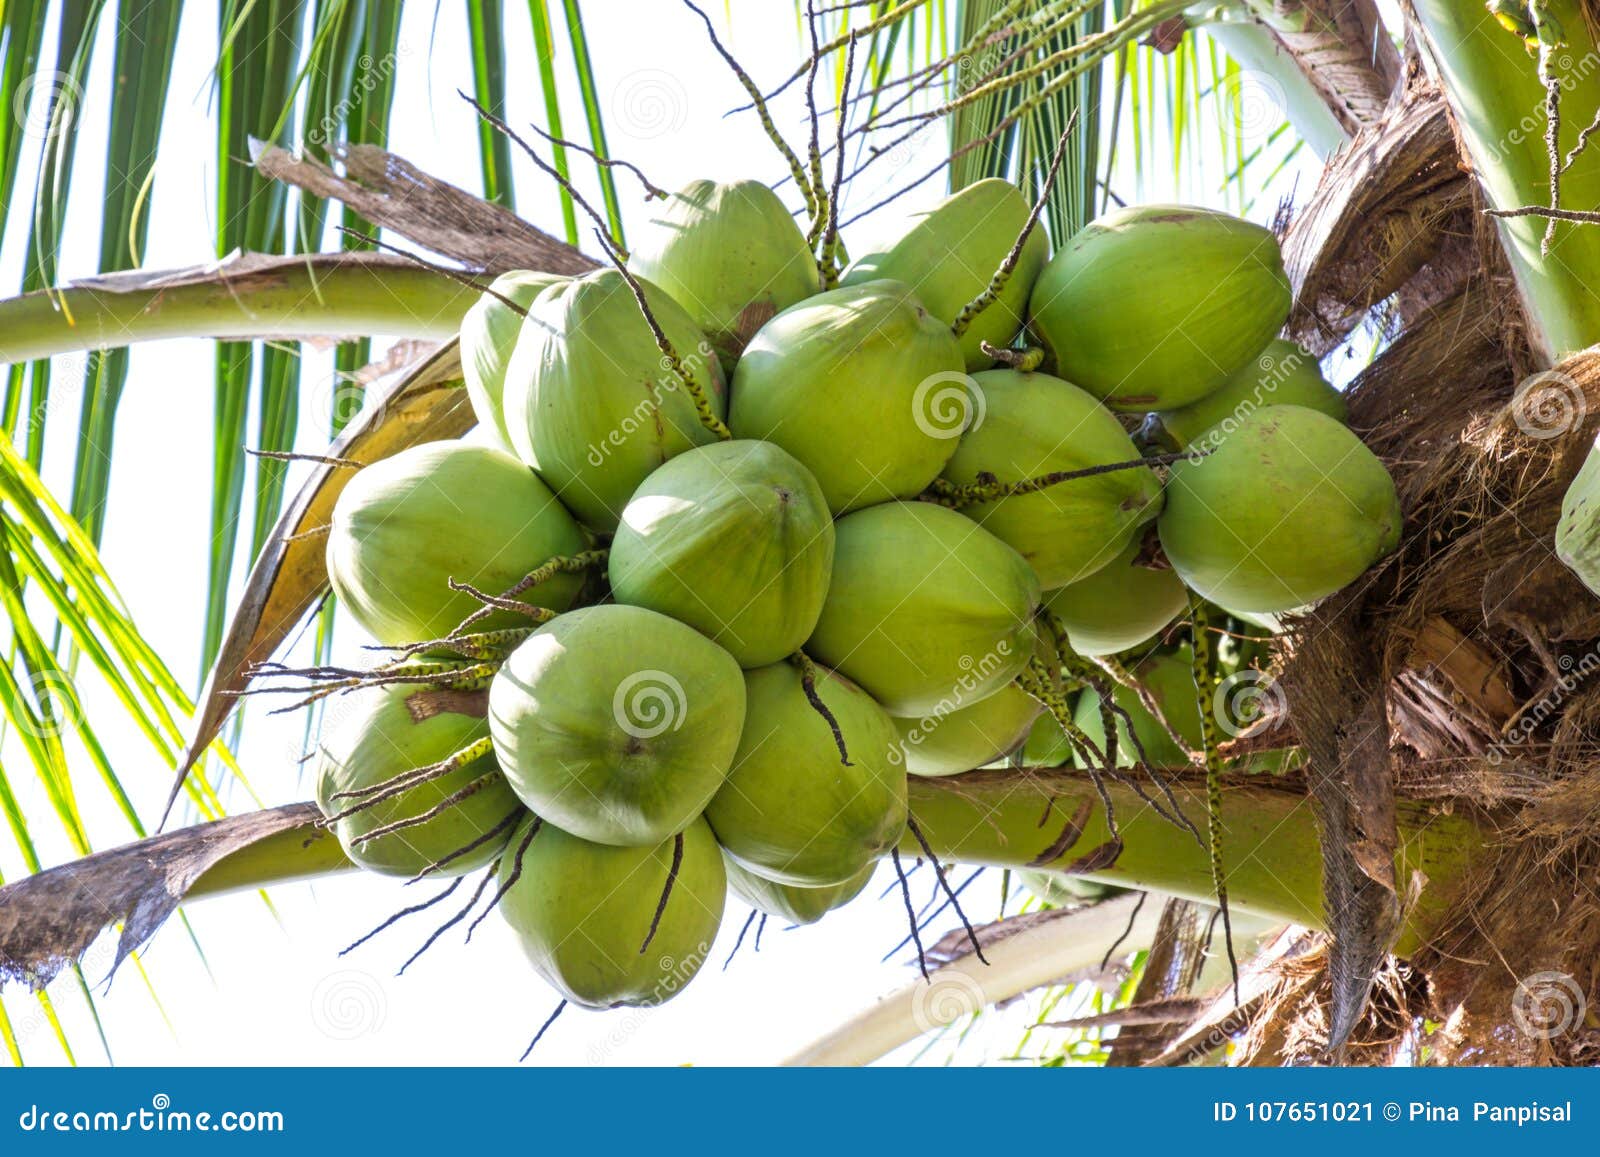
<box><xmin>1407</xmin><ymin>0</ymin><xmax>1600</xmax><ymax>362</ymax></box>
<box><xmin>0</xmin><ymin>253</ymin><xmax>478</xmax><ymax>365</ymax></box>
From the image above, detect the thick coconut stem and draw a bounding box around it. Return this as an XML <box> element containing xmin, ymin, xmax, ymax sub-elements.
<box><xmin>925</xmin><ymin>450</ymin><xmax>1196</xmax><ymax>508</ymax></box>
<box><xmin>979</xmin><ymin>342</ymin><xmax>1045</xmax><ymax>371</ymax></box>
<box><xmin>591</xmin><ymin>228</ymin><xmax>732</xmax><ymax>441</ymax></box>
<box><xmin>1187</xmin><ymin>599</ymin><xmax>1240</xmax><ymax>1003</ymax></box>
<box><xmin>790</xmin><ymin>650</ymin><xmax>851</xmax><ymax>764</ymax></box>
<box><xmin>950</xmin><ymin>112</ymin><xmax>1075</xmax><ymax>339</ymax></box>
<box><xmin>680</xmin><ymin>0</ymin><xmax>819</xmax><ymax>218</ymax></box>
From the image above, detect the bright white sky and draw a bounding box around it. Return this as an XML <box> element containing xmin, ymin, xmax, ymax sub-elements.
<box><xmin>0</xmin><ymin>0</ymin><xmax>1320</xmax><ymax>1066</ymax></box>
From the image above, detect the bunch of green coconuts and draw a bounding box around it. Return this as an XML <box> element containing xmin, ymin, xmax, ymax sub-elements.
<box><xmin>309</xmin><ymin>176</ymin><xmax>1400</xmax><ymax>1013</ymax></box>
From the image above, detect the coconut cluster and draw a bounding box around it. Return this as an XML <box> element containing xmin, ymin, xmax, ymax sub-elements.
<box><xmin>310</xmin><ymin>176</ymin><xmax>1399</xmax><ymax>1014</ymax></box>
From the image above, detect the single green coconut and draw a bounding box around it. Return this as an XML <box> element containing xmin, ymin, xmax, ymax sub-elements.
<box><xmin>892</xmin><ymin>622</ymin><xmax>1051</xmax><ymax>777</ymax></box>
<box><xmin>1157</xmin><ymin>338</ymin><xmax>1346</xmax><ymax>449</ymax></box>
<box><xmin>728</xmin><ymin>279</ymin><xmax>966</xmax><ymax>514</ymax></box>
<box><xmin>1029</xmin><ymin>204</ymin><xmax>1291</xmax><ymax>411</ymax></box>
<box><xmin>629</xmin><ymin>178</ymin><xmax>821</xmax><ymax>372</ymax></box>
<box><xmin>502</xmin><ymin>269</ymin><xmax>727</xmax><ymax>533</ymax></box>
<box><xmin>488</xmin><ymin>604</ymin><xmax>746</xmax><ymax>847</ymax></box>
<box><xmin>725</xmin><ymin>857</ymin><xmax>875</xmax><ymax>926</ymax></box>
<box><xmin>1557</xmin><ymin>443</ymin><xmax>1600</xmax><ymax>598</ymax></box>
<box><xmin>460</xmin><ymin>270</ymin><xmax>566</xmax><ymax>448</ymax></box>
<box><xmin>842</xmin><ymin>178</ymin><xmax>1048</xmax><ymax>370</ymax></box>
<box><xmin>705</xmin><ymin>661</ymin><xmax>906</xmax><ymax>886</ymax></box>
<box><xmin>1159</xmin><ymin>405</ymin><xmax>1401</xmax><ymax>613</ymax></box>
<box><xmin>326</xmin><ymin>441</ymin><xmax>587</xmax><ymax>647</ymax></box>
<box><xmin>807</xmin><ymin>501</ymin><xmax>1040</xmax><ymax>716</ymax></box>
<box><xmin>1045</xmin><ymin>539</ymin><xmax>1188</xmax><ymax>657</ymax></box>
<box><xmin>940</xmin><ymin>370</ymin><xmax>1164</xmax><ymax>588</ymax></box>
<box><xmin>1072</xmin><ymin>647</ymin><xmax>1203</xmax><ymax>770</ymax></box>
<box><xmin>314</xmin><ymin>685</ymin><xmax>523</xmax><ymax>877</ymax></box>
<box><xmin>497</xmin><ymin>816</ymin><xmax>726</xmax><ymax>1010</ymax></box>
<box><xmin>608</xmin><ymin>440</ymin><xmax>834</xmax><ymax>667</ymax></box>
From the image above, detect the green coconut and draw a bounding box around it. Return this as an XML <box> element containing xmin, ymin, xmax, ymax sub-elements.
<box><xmin>725</xmin><ymin>858</ymin><xmax>875</xmax><ymax>926</ymax></box>
<box><xmin>497</xmin><ymin>816</ymin><xmax>726</xmax><ymax>1010</ymax></box>
<box><xmin>1072</xmin><ymin>647</ymin><xmax>1202</xmax><ymax>770</ymax></box>
<box><xmin>1159</xmin><ymin>405</ymin><xmax>1401</xmax><ymax>613</ymax></box>
<box><xmin>842</xmin><ymin>178</ymin><xmax>1048</xmax><ymax>370</ymax></box>
<box><xmin>1045</xmin><ymin>539</ymin><xmax>1188</xmax><ymax>657</ymax></box>
<box><xmin>728</xmin><ymin>279</ymin><xmax>966</xmax><ymax>514</ymax></box>
<box><xmin>1557</xmin><ymin>443</ymin><xmax>1600</xmax><ymax>597</ymax></box>
<box><xmin>1029</xmin><ymin>204</ymin><xmax>1291</xmax><ymax>411</ymax></box>
<box><xmin>705</xmin><ymin>661</ymin><xmax>906</xmax><ymax>887</ymax></box>
<box><xmin>488</xmin><ymin>604</ymin><xmax>746</xmax><ymax>847</ymax></box>
<box><xmin>502</xmin><ymin>268</ymin><xmax>727</xmax><ymax>532</ymax></box>
<box><xmin>940</xmin><ymin>370</ymin><xmax>1164</xmax><ymax>588</ymax></box>
<box><xmin>807</xmin><ymin>501</ymin><xmax>1040</xmax><ymax>716</ymax></box>
<box><xmin>629</xmin><ymin>178</ymin><xmax>821</xmax><ymax>372</ymax></box>
<box><xmin>326</xmin><ymin>441</ymin><xmax>587</xmax><ymax>647</ymax></box>
<box><xmin>460</xmin><ymin>270</ymin><xmax>566</xmax><ymax>448</ymax></box>
<box><xmin>1157</xmin><ymin>339</ymin><xmax>1346</xmax><ymax>449</ymax></box>
<box><xmin>608</xmin><ymin>440</ymin><xmax>834</xmax><ymax>667</ymax></box>
<box><xmin>892</xmin><ymin>622</ymin><xmax>1051</xmax><ymax>777</ymax></box>
<box><xmin>314</xmin><ymin>685</ymin><xmax>523</xmax><ymax>877</ymax></box>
